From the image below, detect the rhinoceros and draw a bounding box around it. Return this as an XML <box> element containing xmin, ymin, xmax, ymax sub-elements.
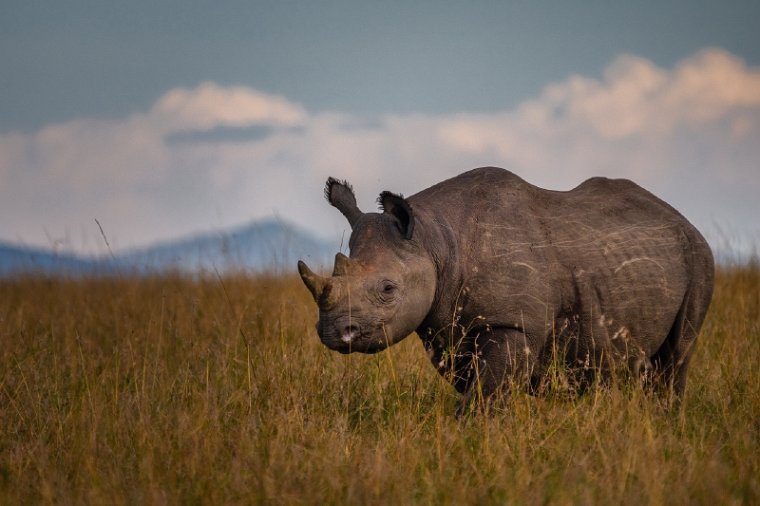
<box><xmin>298</xmin><ymin>167</ymin><xmax>714</xmax><ymax>414</ymax></box>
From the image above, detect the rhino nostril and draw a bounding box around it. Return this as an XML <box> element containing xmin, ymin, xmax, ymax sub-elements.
<box><xmin>341</xmin><ymin>325</ymin><xmax>360</xmax><ymax>343</ymax></box>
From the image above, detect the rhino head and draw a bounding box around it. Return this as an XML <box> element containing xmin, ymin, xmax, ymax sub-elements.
<box><xmin>298</xmin><ymin>178</ymin><xmax>437</xmax><ymax>354</ymax></box>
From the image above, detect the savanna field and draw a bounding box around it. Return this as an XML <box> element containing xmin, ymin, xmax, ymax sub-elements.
<box><xmin>1</xmin><ymin>266</ymin><xmax>758</xmax><ymax>504</ymax></box>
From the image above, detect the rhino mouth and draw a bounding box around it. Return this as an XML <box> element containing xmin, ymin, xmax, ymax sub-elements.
<box><xmin>317</xmin><ymin>319</ymin><xmax>389</xmax><ymax>354</ymax></box>
<box><xmin>340</xmin><ymin>324</ymin><xmax>361</xmax><ymax>344</ymax></box>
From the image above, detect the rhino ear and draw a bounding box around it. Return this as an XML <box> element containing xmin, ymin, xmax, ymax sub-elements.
<box><xmin>378</xmin><ymin>191</ymin><xmax>415</xmax><ymax>240</ymax></box>
<box><xmin>325</xmin><ymin>177</ymin><xmax>363</xmax><ymax>228</ymax></box>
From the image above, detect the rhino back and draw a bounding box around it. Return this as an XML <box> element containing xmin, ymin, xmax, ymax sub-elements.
<box><xmin>409</xmin><ymin>167</ymin><xmax>710</xmax><ymax>357</ymax></box>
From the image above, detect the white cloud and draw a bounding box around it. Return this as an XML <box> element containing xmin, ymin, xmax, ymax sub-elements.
<box><xmin>0</xmin><ymin>48</ymin><xmax>758</xmax><ymax>255</ymax></box>
<box><xmin>150</xmin><ymin>81</ymin><xmax>308</xmax><ymax>130</ymax></box>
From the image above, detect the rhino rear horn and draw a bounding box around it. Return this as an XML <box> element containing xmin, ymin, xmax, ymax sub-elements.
<box><xmin>379</xmin><ymin>191</ymin><xmax>415</xmax><ymax>240</ymax></box>
<box><xmin>332</xmin><ymin>252</ymin><xmax>352</xmax><ymax>276</ymax></box>
<box><xmin>325</xmin><ymin>177</ymin><xmax>363</xmax><ymax>228</ymax></box>
<box><xmin>298</xmin><ymin>260</ymin><xmax>331</xmax><ymax>303</ymax></box>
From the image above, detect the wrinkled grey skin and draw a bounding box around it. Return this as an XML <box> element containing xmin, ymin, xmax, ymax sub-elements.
<box><xmin>298</xmin><ymin>167</ymin><xmax>714</xmax><ymax>414</ymax></box>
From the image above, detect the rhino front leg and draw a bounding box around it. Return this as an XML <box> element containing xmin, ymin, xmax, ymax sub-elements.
<box><xmin>455</xmin><ymin>327</ymin><xmax>539</xmax><ymax>416</ymax></box>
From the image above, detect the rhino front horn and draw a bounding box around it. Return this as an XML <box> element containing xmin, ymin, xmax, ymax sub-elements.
<box><xmin>298</xmin><ymin>260</ymin><xmax>330</xmax><ymax>302</ymax></box>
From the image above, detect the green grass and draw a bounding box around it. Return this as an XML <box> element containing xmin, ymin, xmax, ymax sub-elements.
<box><xmin>1</xmin><ymin>268</ymin><xmax>758</xmax><ymax>504</ymax></box>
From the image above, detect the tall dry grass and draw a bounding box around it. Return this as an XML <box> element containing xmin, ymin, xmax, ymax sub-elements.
<box><xmin>1</xmin><ymin>267</ymin><xmax>758</xmax><ymax>504</ymax></box>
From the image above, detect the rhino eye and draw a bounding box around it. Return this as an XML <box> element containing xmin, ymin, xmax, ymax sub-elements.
<box><xmin>379</xmin><ymin>281</ymin><xmax>398</xmax><ymax>299</ymax></box>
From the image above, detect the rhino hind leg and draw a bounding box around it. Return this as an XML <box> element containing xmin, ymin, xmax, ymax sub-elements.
<box><xmin>651</xmin><ymin>276</ymin><xmax>712</xmax><ymax>404</ymax></box>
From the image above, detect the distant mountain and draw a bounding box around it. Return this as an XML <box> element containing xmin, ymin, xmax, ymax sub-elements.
<box><xmin>0</xmin><ymin>219</ymin><xmax>337</xmax><ymax>278</ymax></box>
<box><xmin>0</xmin><ymin>242</ymin><xmax>105</xmax><ymax>277</ymax></box>
<box><xmin>114</xmin><ymin>219</ymin><xmax>336</xmax><ymax>274</ymax></box>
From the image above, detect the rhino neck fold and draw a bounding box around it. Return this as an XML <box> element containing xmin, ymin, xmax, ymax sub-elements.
<box><xmin>411</xmin><ymin>207</ymin><xmax>465</xmax><ymax>337</ymax></box>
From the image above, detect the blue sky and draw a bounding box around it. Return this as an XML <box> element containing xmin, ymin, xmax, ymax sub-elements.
<box><xmin>1</xmin><ymin>1</ymin><xmax>759</xmax><ymax>255</ymax></box>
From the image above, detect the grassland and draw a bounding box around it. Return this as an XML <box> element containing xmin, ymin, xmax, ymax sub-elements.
<box><xmin>1</xmin><ymin>267</ymin><xmax>758</xmax><ymax>505</ymax></box>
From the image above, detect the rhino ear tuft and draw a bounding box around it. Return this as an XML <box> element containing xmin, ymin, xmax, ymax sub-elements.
<box><xmin>378</xmin><ymin>191</ymin><xmax>415</xmax><ymax>240</ymax></box>
<box><xmin>325</xmin><ymin>177</ymin><xmax>363</xmax><ymax>228</ymax></box>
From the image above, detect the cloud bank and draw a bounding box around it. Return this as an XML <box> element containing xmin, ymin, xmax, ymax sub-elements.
<box><xmin>1</xmin><ymin>48</ymin><xmax>758</xmax><ymax>255</ymax></box>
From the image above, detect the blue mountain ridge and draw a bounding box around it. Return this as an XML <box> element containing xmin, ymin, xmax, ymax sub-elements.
<box><xmin>0</xmin><ymin>219</ymin><xmax>337</xmax><ymax>277</ymax></box>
